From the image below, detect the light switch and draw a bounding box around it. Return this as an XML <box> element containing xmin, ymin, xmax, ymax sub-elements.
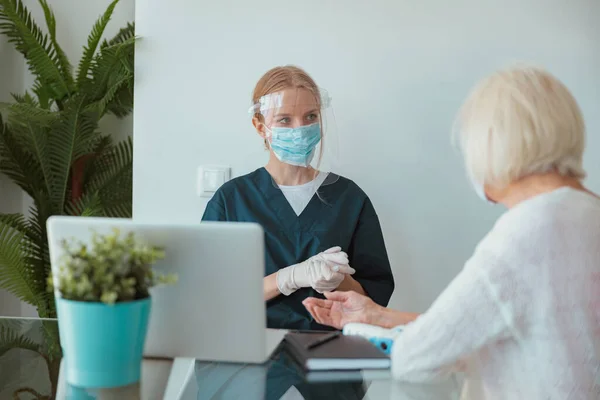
<box><xmin>197</xmin><ymin>165</ymin><xmax>231</xmax><ymax>197</ymax></box>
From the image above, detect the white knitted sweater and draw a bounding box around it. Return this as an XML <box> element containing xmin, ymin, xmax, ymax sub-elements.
<box><xmin>391</xmin><ymin>187</ymin><xmax>600</xmax><ymax>399</ymax></box>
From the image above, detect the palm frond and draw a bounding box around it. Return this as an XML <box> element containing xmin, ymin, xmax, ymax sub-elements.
<box><xmin>65</xmin><ymin>191</ymin><xmax>104</xmax><ymax>217</ymax></box>
<box><xmin>47</xmin><ymin>97</ymin><xmax>99</xmax><ymax>213</ymax></box>
<box><xmin>80</xmin><ymin>134</ymin><xmax>112</xmax><ymax>187</ymax></box>
<box><xmin>0</xmin><ymin>114</ymin><xmax>46</xmax><ymax>200</ymax></box>
<box><xmin>10</xmin><ymin>91</ymin><xmax>37</xmax><ymax>105</ymax></box>
<box><xmin>0</xmin><ymin>213</ymin><xmax>46</xmax><ymax>298</ymax></box>
<box><xmin>0</xmin><ymin>214</ymin><xmax>42</xmax><ymax>306</ymax></box>
<box><xmin>5</xmin><ymin>105</ymin><xmax>55</xmax><ymax>200</ymax></box>
<box><xmin>0</xmin><ymin>0</ymin><xmax>69</xmax><ymax>100</ymax></box>
<box><xmin>101</xmin><ymin>21</ymin><xmax>134</xmax><ymax>48</ymax></box>
<box><xmin>76</xmin><ymin>0</ymin><xmax>120</xmax><ymax>87</ymax></box>
<box><xmin>32</xmin><ymin>79</ymin><xmax>52</xmax><ymax>109</ymax></box>
<box><xmin>25</xmin><ymin>207</ymin><xmax>48</xmax><ymax>263</ymax></box>
<box><xmin>7</xmin><ymin>101</ymin><xmax>55</xmax><ymax>127</ymax></box>
<box><xmin>0</xmin><ymin>325</ymin><xmax>41</xmax><ymax>359</ymax></box>
<box><xmin>85</xmin><ymin>68</ymin><xmax>131</xmax><ymax>117</ymax></box>
<box><xmin>85</xmin><ymin>136</ymin><xmax>132</xmax><ymax>217</ymax></box>
<box><xmin>85</xmin><ymin>37</ymin><xmax>134</xmax><ymax>112</ymax></box>
<box><xmin>105</xmin><ymin>81</ymin><xmax>133</xmax><ymax>117</ymax></box>
<box><xmin>0</xmin><ymin>211</ymin><xmax>51</xmax><ymax>317</ymax></box>
<box><xmin>39</xmin><ymin>319</ymin><xmax>60</xmax><ymax>359</ymax></box>
<box><xmin>37</xmin><ymin>0</ymin><xmax>73</xmax><ymax>92</ymax></box>
<box><xmin>25</xmin><ymin>205</ymin><xmax>53</xmax><ymax>318</ymax></box>
<box><xmin>25</xmin><ymin>208</ymin><xmax>44</xmax><ymax>248</ymax></box>
<box><xmin>0</xmin><ymin>213</ymin><xmax>28</xmax><ymax>234</ymax></box>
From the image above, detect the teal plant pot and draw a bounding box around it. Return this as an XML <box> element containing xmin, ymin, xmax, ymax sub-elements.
<box><xmin>56</xmin><ymin>297</ymin><xmax>151</xmax><ymax>388</ymax></box>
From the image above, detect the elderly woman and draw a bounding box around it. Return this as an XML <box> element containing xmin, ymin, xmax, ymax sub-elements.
<box><xmin>303</xmin><ymin>65</ymin><xmax>600</xmax><ymax>399</ymax></box>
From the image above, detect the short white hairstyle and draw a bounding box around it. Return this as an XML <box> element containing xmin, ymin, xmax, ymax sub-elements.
<box><xmin>455</xmin><ymin>65</ymin><xmax>586</xmax><ymax>188</ymax></box>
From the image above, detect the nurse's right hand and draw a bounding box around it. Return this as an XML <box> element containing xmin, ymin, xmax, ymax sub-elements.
<box><xmin>277</xmin><ymin>247</ymin><xmax>356</xmax><ymax>296</ymax></box>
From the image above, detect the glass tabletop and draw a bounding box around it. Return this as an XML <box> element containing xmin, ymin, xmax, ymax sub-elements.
<box><xmin>0</xmin><ymin>317</ymin><xmax>462</xmax><ymax>399</ymax></box>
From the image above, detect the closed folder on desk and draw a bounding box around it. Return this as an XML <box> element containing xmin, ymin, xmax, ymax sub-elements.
<box><xmin>283</xmin><ymin>332</ymin><xmax>391</xmax><ymax>371</ymax></box>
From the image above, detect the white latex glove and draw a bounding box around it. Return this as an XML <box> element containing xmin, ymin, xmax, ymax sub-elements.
<box><xmin>277</xmin><ymin>247</ymin><xmax>356</xmax><ymax>296</ymax></box>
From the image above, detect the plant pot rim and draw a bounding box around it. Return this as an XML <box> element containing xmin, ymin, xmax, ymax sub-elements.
<box><xmin>57</xmin><ymin>297</ymin><xmax>150</xmax><ymax>307</ymax></box>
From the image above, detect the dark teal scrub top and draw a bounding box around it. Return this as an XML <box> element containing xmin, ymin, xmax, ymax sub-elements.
<box><xmin>202</xmin><ymin>167</ymin><xmax>394</xmax><ymax>330</ymax></box>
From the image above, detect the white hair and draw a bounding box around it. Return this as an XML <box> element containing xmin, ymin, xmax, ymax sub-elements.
<box><xmin>454</xmin><ymin>65</ymin><xmax>586</xmax><ymax>188</ymax></box>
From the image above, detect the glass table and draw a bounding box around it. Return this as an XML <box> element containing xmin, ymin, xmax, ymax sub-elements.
<box><xmin>0</xmin><ymin>317</ymin><xmax>462</xmax><ymax>399</ymax></box>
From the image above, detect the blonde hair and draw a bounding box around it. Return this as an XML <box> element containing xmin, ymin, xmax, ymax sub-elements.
<box><xmin>252</xmin><ymin>65</ymin><xmax>321</xmax><ymax>109</ymax></box>
<box><xmin>252</xmin><ymin>66</ymin><xmax>325</xmax><ymax>165</ymax></box>
<box><xmin>455</xmin><ymin>65</ymin><xmax>586</xmax><ymax>188</ymax></box>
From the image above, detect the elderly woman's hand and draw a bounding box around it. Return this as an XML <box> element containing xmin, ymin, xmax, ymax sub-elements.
<box><xmin>303</xmin><ymin>291</ymin><xmax>380</xmax><ymax>329</ymax></box>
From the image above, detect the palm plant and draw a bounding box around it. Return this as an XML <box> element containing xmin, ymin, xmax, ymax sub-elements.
<box><xmin>0</xmin><ymin>0</ymin><xmax>135</xmax><ymax>397</ymax></box>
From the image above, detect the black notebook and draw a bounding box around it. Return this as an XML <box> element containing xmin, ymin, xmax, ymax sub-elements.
<box><xmin>283</xmin><ymin>331</ymin><xmax>390</xmax><ymax>371</ymax></box>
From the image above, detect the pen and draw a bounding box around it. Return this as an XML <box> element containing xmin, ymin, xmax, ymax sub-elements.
<box><xmin>305</xmin><ymin>331</ymin><xmax>342</xmax><ymax>350</ymax></box>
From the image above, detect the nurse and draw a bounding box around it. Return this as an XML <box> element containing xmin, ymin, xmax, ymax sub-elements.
<box><xmin>202</xmin><ymin>65</ymin><xmax>394</xmax><ymax>330</ymax></box>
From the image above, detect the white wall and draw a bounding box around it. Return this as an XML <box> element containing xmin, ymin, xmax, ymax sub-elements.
<box><xmin>133</xmin><ymin>0</ymin><xmax>600</xmax><ymax>312</ymax></box>
<box><xmin>0</xmin><ymin>0</ymin><xmax>134</xmax><ymax>316</ymax></box>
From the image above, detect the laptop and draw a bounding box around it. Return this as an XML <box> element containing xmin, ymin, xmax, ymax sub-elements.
<box><xmin>47</xmin><ymin>216</ymin><xmax>285</xmax><ymax>364</ymax></box>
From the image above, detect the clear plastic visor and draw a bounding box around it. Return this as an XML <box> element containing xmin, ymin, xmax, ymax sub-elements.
<box><xmin>249</xmin><ymin>87</ymin><xmax>339</xmax><ymax>176</ymax></box>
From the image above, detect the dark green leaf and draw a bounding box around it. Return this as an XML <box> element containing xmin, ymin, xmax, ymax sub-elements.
<box><xmin>47</xmin><ymin>96</ymin><xmax>99</xmax><ymax>213</ymax></box>
<box><xmin>0</xmin><ymin>115</ymin><xmax>46</xmax><ymax>200</ymax></box>
<box><xmin>85</xmin><ymin>69</ymin><xmax>130</xmax><ymax>116</ymax></box>
<box><xmin>0</xmin><ymin>325</ymin><xmax>41</xmax><ymax>359</ymax></box>
<box><xmin>86</xmin><ymin>37</ymin><xmax>135</xmax><ymax>117</ymax></box>
<box><xmin>102</xmin><ymin>21</ymin><xmax>134</xmax><ymax>48</ymax></box>
<box><xmin>77</xmin><ymin>0</ymin><xmax>120</xmax><ymax>87</ymax></box>
<box><xmin>85</xmin><ymin>136</ymin><xmax>132</xmax><ymax>217</ymax></box>
<box><xmin>0</xmin><ymin>0</ymin><xmax>70</xmax><ymax>99</ymax></box>
<box><xmin>65</xmin><ymin>191</ymin><xmax>104</xmax><ymax>217</ymax></box>
<box><xmin>37</xmin><ymin>0</ymin><xmax>74</xmax><ymax>91</ymax></box>
<box><xmin>0</xmin><ymin>214</ymin><xmax>43</xmax><ymax>306</ymax></box>
<box><xmin>32</xmin><ymin>79</ymin><xmax>52</xmax><ymax>109</ymax></box>
<box><xmin>10</xmin><ymin>91</ymin><xmax>37</xmax><ymax>105</ymax></box>
<box><xmin>80</xmin><ymin>134</ymin><xmax>112</xmax><ymax>187</ymax></box>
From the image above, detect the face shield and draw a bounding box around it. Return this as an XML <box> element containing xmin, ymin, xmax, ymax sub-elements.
<box><xmin>248</xmin><ymin>87</ymin><xmax>339</xmax><ymax>173</ymax></box>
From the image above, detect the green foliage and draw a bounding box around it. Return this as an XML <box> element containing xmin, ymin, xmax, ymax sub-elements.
<box><xmin>0</xmin><ymin>319</ymin><xmax>62</xmax><ymax>399</ymax></box>
<box><xmin>0</xmin><ymin>0</ymin><xmax>135</xmax><ymax>318</ymax></box>
<box><xmin>0</xmin><ymin>323</ymin><xmax>42</xmax><ymax>359</ymax></box>
<box><xmin>0</xmin><ymin>214</ymin><xmax>49</xmax><ymax>308</ymax></box>
<box><xmin>49</xmin><ymin>230</ymin><xmax>176</xmax><ymax>305</ymax></box>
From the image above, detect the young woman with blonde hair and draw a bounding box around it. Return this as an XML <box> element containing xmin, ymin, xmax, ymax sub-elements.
<box><xmin>203</xmin><ymin>65</ymin><xmax>394</xmax><ymax>330</ymax></box>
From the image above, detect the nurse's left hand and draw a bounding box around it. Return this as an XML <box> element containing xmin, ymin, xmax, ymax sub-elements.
<box><xmin>276</xmin><ymin>247</ymin><xmax>355</xmax><ymax>296</ymax></box>
<box><xmin>309</xmin><ymin>260</ymin><xmax>355</xmax><ymax>293</ymax></box>
<box><xmin>305</xmin><ymin>247</ymin><xmax>355</xmax><ymax>293</ymax></box>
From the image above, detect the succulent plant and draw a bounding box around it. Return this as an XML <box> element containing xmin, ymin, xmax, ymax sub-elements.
<box><xmin>49</xmin><ymin>229</ymin><xmax>177</xmax><ymax>305</ymax></box>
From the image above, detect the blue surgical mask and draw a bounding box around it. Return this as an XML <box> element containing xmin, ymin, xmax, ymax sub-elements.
<box><xmin>268</xmin><ymin>123</ymin><xmax>321</xmax><ymax>167</ymax></box>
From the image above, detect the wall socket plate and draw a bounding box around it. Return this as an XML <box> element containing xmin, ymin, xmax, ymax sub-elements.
<box><xmin>197</xmin><ymin>165</ymin><xmax>231</xmax><ymax>197</ymax></box>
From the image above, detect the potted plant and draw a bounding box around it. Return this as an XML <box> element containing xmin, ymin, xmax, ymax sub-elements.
<box><xmin>49</xmin><ymin>229</ymin><xmax>177</xmax><ymax>388</ymax></box>
<box><xmin>0</xmin><ymin>0</ymin><xmax>135</xmax><ymax>318</ymax></box>
<box><xmin>0</xmin><ymin>0</ymin><xmax>134</xmax><ymax>396</ymax></box>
